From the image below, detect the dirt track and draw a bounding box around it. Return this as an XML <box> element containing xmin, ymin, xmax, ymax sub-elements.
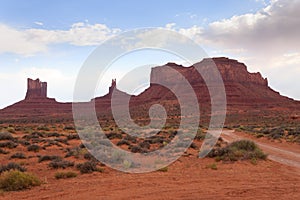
<box><xmin>221</xmin><ymin>130</ymin><xmax>300</xmax><ymax>170</ymax></box>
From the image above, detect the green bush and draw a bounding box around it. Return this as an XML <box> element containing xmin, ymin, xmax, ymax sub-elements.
<box><xmin>54</xmin><ymin>171</ymin><xmax>77</xmax><ymax>179</ymax></box>
<box><xmin>208</xmin><ymin>140</ymin><xmax>267</xmax><ymax>162</ymax></box>
<box><xmin>0</xmin><ymin>170</ymin><xmax>41</xmax><ymax>191</ymax></box>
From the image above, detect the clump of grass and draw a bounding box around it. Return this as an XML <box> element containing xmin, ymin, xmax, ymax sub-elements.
<box><xmin>54</xmin><ymin>171</ymin><xmax>77</xmax><ymax>179</ymax></box>
<box><xmin>48</xmin><ymin>159</ymin><xmax>74</xmax><ymax>169</ymax></box>
<box><xmin>0</xmin><ymin>170</ymin><xmax>41</xmax><ymax>191</ymax></box>
<box><xmin>10</xmin><ymin>153</ymin><xmax>26</xmax><ymax>159</ymax></box>
<box><xmin>27</xmin><ymin>144</ymin><xmax>40</xmax><ymax>152</ymax></box>
<box><xmin>206</xmin><ymin>163</ymin><xmax>218</xmax><ymax>170</ymax></box>
<box><xmin>208</xmin><ymin>140</ymin><xmax>267</xmax><ymax>162</ymax></box>
<box><xmin>0</xmin><ymin>162</ymin><xmax>26</xmax><ymax>173</ymax></box>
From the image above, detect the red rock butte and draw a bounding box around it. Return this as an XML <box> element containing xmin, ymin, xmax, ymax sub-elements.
<box><xmin>25</xmin><ymin>78</ymin><xmax>47</xmax><ymax>99</ymax></box>
<box><xmin>0</xmin><ymin>57</ymin><xmax>299</xmax><ymax>123</ymax></box>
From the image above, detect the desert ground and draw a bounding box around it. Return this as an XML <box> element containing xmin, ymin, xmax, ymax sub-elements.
<box><xmin>0</xmin><ymin>123</ymin><xmax>299</xmax><ymax>200</ymax></box>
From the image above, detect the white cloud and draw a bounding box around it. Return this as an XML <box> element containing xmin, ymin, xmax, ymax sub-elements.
<box><xmin>0</xmin><ymin>22</ymin><xmax>121</xmax><ymax>56</ymax></box>
<box><xmin>34</xmin><ymin>21</ymin><xmax>44</xmax><ymax>26</ymax></box>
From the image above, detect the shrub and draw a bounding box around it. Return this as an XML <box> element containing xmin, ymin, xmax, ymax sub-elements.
<box><xmin>0</xmin><ymin>141</ymin><xmax>18</xmax><ymax>149</ymax></box>
<box><xmin>0</xmin><ymin>148</ymin><xmax>9</xmax><ymax>154</ymax></box>
<box><xmin>0</xmin><ymin>132</ymin><xmax>14</xmax><ymax>140</ymax></box>
<box><xmin>206</xmin><ymin>163</ymin><xmax>217</xmax><ymax>170</ymax></box>
<box><xmin>0</xmin><ymin>170</ymin><xmax>41</xmax><ymax>191</ymax></box>
<box><xmin>27</xmin><ymin>144</ymin><xmax>40</xmax><ymax>152</ymax></box>
<box><xmin>0</xmin><ymin>162</ymin><xmax>26</xmax><ymax>173</ymax></box>
<box><xmin>54</xmin><ymin>171</ymin><xmax>77</xmax><ymax>179</ymax></box>
<box><xmin>64</xmin><ymin>126</ymin><xmax>75</xmax><ymax>130</ymax></box>
<box><xmin>6</xmin><ymin>128</ymin><xmax>15</xmax><ymax>134</ymax></box>
<box><xmin>208</xmin><ymin>140</ymin><xmax>267</xmax><ymax>162</ymax></box>
<box><xmin>117</xmin><ymin>139</ymin><xmax>131</xmax><ymax>146</ymax></box>
<box><xmin>10</xmin><ymin>153</ymin><xmax>26</xmax><ymax>159</ymax></box>
<box><xmin>106</xmin><ymin>132</ymin><xmax>122</xmax><ymax>139</ymax></box>
<box><xmin>38</xmin><ymin>155</ymin><xmax>62</xmax><ymax>163</ymax></box>
<box><xmin>157</xmin><ymin>166</ymin><xmax>168</xmax><ymax>172</ymax></box>
<box><xmin>67</xmin><ymin>134</ymin><xmax>80</xmax><ymax>140</ymax></box>
<box><xmin>37</xmin><ymin>126</ymin><xmax>50</xmax><ymax>131</ymax></box>
<box><xmin>48</xmin><ymin>159</ymin><xmax>74</xmax><ymax>169</ymax></box>
<box><xmin>76</xmin><ymin>161</ymin><xmax>102</xmax><ymax>174</ymax></box>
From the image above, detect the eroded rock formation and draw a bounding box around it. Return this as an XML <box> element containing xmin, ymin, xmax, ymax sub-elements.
<box><xmin>25</xmin><ymin>78</ymin><xmax>47</xmax><ymax>99</ymax></box>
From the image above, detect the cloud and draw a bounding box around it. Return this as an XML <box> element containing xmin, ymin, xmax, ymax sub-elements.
<box><xmin>0</xmin><ymin>22</ymin><xmax>121</xmax><ymax>56</ymax></box>
<box><xmin>34</xmin><ymin>21</ymin><xmax>44</xmax><ymax>26</ymax></box>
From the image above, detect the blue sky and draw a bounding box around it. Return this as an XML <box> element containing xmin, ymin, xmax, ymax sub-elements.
<box><xmin>0</xmin><ymin>0</ymin><xmax>299</xmax><ymax>108</ymax></box>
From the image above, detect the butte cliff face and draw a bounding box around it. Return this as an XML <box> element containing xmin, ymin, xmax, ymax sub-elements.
<box><xmin>25</xmin><ymin>78</ymin><xmax>47</xmax><ymax>99</ymax></box>
<box><xmin>142</xmin><ymin>57</ymin><xmax>294</xmax><ymax>108</ymax></box>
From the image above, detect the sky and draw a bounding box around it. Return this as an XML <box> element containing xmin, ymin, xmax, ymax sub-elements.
<box><xmin>0</xmin><ymin>0</ymin><xmax>299</xmax><ymax>108</ymax></box>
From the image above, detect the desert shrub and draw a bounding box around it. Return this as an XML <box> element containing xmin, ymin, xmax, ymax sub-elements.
<box><xmin>0</xmin><ymin>141</ymin><xmax>18</xmax><ymax>149</ymax></box>
<box><xmin>130</xmin><ymin>145</ymin><xmax>145</xmax><ymax>153</ymax></box>
<box><xmin>206</xmin><ymin>163</ymin><xmax>217</xmax><ymax>170</ymax></box>
<box><xmin>123</xmin><ymin>135</ymin><xmax>137</xmax><ymax>143</ymax></box>
<box><xmin>0</xmin><ymin>132</ymin><xmax>14</xmax><ymax>140</ymax></box>
<box><xmin>106</xmin><ymin>132</ymin><xmax>122</xmax><ymax>139</ymax></box>
<box><xmin>6</xmin><ymin>127</ymin><xmax>15</xmax><ymax>134</ymax></box>
<box><xmin>76</xmin><ymin>161</ymin><xmax>102</xmax><ymax>174</ymax></box>
<box><xmin>54</xmin><ymin>138</ymin><xmax>69</xmax><ymax>145</ymax></box>
<box><xmin>18</xmin><ymin>140</ymin><xmax>31</xmax><ymax>146</ymax></box>
<box><xmin>27</xmin><ymin>144</ymin><xmax>40</xmax><ymax>152</ymax></box>
<box><xmin>208</xmin><ymin>140</ymin><xmax>267</xmax><ymax>162</ymax></box>
<box><xmin>48</xmin><ymin>159</ymin><xmax>74</xmax><ymax>169</ymax></box>
<box><xmin>38</xmin><ymin>155</ymin><xmax>62</xmax><ymax>163</ymax></box>
<box><xmin>0</xmin><ymin>148</ymin><xmax>9</xmax><ymax>154</ymax></box>
<box><xmin>64</xmin><ymin>126</ymin><xmax>75</xmax><ymax>130</ymax></box>
<box><xmin>10</xmin><ymin>153</ymin><xmax>26</xmax><ymax>159</ymax></box>
<box><xmin>117</xmin><ymin>139</ymin><xmax>131</xmax><ymax>146</ymax></box>
<box><xmin>139</xmin><ymin>141</ymin><xmax>151</xmax><ymax>149</ymax></box>
<box><xmin>47</xmin><ymin>132</ymin><xmax>61</xmax><ymax>137</ymax></box>
<box><xmin>37</xmin><ymin>126</ymin><xmax>50</xmax><ymax>131</ymax></box>
<box><xmin>190</xmin><ymin>142</ymin><xmax>198</xmax><ymax>149</ymax></box>
<box><xmin>146</xmin><ymin>136</ymin><xmax>164</xmax><ymax>144</ymax></box>
<box><xmin>67</xmin><ymin>134</ymin><xmax>80</xmax><ymax>140</ymax></box>
<box><xmin>0</xmin><ymin>170</ymin><xmax>41</xmax><ymax>191</ymax></box>
<box><xmin>54</xmin><ymin>171</ymin><xmax>77</xmax><ymax>179</ymax></box>
<box><xmin>83</xmin><ymin>152</ymin><xmax>95</xmax><ymax>160</ymax></box>
<box><xmin>0</xmin><ymin>162</ymin><xmax>26</xmax><ymax>173</ymax></box>
<box><xmin>157</xmin><ymin>166</ymin><xmax>168</xmax><ymax>172</ymax></box>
